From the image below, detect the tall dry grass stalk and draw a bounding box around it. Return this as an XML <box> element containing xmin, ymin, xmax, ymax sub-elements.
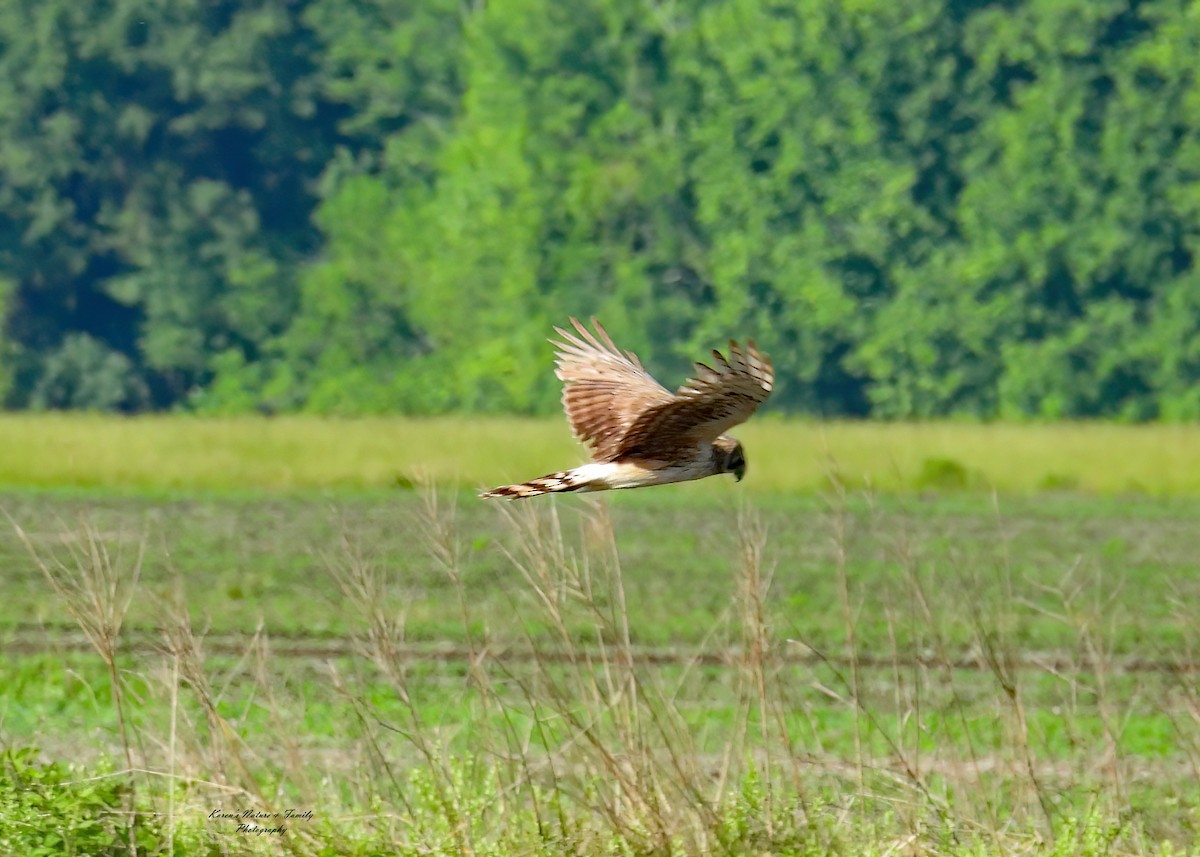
<box><xmin>450</xmin><ymin>496</ymin><xmax>845</xmax><ymax>853</ymax></box>
<box><xmin>8</xmin><ymin>487</ymin><xmax>1187</xmax><ymax>854</ymax></box>
<box><xmin>12</xmin><ymin>516</ymin><xmax>144</xmax><ymax>856</ymax></box>
<box><xmin>155</xmin><ymin>592</ymin><xmax>263</xmax><ymax>802</ymax></box>
<box><xmin>314</xmin><ymin>487</ymin><xmax>1171</xmax><ymax>852</ymax></box>
<box><xmin>328</xmin><ymin>511</ymin><xmax>491</xmax><ymax>856</ymax></box>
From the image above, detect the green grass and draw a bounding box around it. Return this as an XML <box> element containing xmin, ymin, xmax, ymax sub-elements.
<box><xmin>2</xmin><ymin>490</ymin><xmax>1197</xmax><ymax>654</ymax></box>
<box><xmin>3</xmin><ymin>491</ymin><xmax>1199</xmax><ymax>854</ymax></box>
<box><xmin>3</xmin><ymin>414</ymin><xmax>1200</xmax><ymax>493</ymax></box>
<box><xmin>3</xmin><ymin>417</ymin><xmax>1200</xmax><ymax>854</ymax></box>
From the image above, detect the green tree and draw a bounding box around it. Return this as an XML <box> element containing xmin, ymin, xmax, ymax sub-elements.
<box><xmin>866</xmin><ymin>0</ymin><xmax>1200</xmax><ymax>419</ymax></box>
<box><xmin>278</xmin><ymin>0</ymin><xmax>699</xmax><ymax>413</ymax></box>
<box><xmin>674</xmin><ymin>0</ymin><xmax>975</xmax><ymax>415</ymax></box>
<box><xmin>0</xmin><ymin>0</ymin><xmax>341</xmax><ymax>409</ymax></box>
<box><xmin>4</xmin><ymin>0</ymin><xmax>1198</xmax><ymax>420</ymax></box>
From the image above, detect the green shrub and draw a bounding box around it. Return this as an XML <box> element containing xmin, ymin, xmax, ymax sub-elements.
<box><xmin>0</xmin><ymin>747</ymin><xmax>209</xmax><ymax>857</ymax></box>
<box><xmin>916</xmin><ymin>456</ymin><xmax>970</xmax><ymax>490</ymax></box>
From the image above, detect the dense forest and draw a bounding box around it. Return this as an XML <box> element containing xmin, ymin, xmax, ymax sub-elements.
<box><xmin>1</xmin><ymin>0</ymin><xmax>1197</xmax><ymax>419</ymax></box>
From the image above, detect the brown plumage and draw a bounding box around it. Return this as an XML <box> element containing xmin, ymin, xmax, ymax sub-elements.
<box><xmin>481</xmin><ymin>318</ymin><xmax>773</xmax><ymax>499</ymax></box>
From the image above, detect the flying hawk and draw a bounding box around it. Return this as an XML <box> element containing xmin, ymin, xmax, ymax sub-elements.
<box><xmin>481</xmin><ymin>319</ymin><xmax>773</xmax><ymax>499</ymax></box>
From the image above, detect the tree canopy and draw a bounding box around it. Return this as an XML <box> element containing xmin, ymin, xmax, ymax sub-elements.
<box><xmin>1</xmin><ymin>0</ymin><xmax>1197</xmax><ymax>419</ymax></box>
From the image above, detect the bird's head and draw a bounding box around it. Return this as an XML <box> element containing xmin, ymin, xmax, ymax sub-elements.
<box><xmin>714</xmin><ymin>436</ymin><xmax>747</xmax><ymax>482</ymax></box>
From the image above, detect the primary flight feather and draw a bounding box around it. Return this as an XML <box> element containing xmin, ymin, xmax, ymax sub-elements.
<box><xmin>481</xmin><ymin>319</ymin><xmax>773</xmax><ymax>499</ymax></box>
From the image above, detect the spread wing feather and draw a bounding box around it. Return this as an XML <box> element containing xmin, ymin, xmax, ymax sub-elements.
<box><xmin>552</xmin><ymin>318</ymin><xmax>674</xmax><ymax>462</ymax></box>
<box><xmin>614</xmin><ymin>340</ymin><xmax>773</xmax><ymax>459</ymax></box>
<box><xmin>553</xmin><ymin>318</ymin><xmax>773</xmax><ymax>463</ymax></box>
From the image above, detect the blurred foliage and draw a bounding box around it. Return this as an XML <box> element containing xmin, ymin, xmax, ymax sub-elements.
<box><xmin>0</xmin><ymin>746</ymin><xmax>201</xmax><ymax>856</ymax></box>
<box><xmin>0</xmin><ymin>0</ymin><xmax>1197</xmax><ymax>418</ymax></box>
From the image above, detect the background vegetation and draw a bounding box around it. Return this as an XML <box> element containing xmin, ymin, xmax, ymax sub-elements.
<box><xmin>4</xmin><ymin>486</ymin><xmax>1199</xmax><ymax>855</ymax></box>
<box><xmin>3</xmin><ymin>413</ymin><xmax>1200</xmax><ymax>494</ymax></box>
<box><xmin>3</xmin><ymin>1</ymin><xmax>1198</xmax><ymax>852</ymax></box>
<box><xmin>2</xmin><ymin>0</ymin><xmax>1198</xmax><ymax>419</ymax></box>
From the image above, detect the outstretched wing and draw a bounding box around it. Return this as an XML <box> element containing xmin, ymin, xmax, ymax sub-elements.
<box><xmin>614</xmin><ymin>340</ymin><xmax>773</xmax><ymax>460</ymax></box>
<box><xmin>552</xmin><ymin>318</ymin><xmax>674</xmax><ymax>462</ymax></box>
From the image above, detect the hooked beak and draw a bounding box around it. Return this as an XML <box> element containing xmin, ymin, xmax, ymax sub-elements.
<box><xmin>734</xmin><ymin>463</ymin><xmax>746</xmax><ymax>482</ymax></box>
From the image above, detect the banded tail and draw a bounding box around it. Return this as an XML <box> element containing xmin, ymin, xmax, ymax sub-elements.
<box><xmin>480</xmin><ymin>466</ymin><xmax>600</xmax><ymax>500</ymax></box>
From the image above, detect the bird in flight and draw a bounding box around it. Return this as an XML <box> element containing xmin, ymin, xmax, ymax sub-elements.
<box><xmin>481</xmin><ymin>318</ymin><xmax>773</xmax><ymax>499</ymax></box>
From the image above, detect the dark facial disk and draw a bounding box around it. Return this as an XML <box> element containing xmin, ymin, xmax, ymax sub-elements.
<box><xmin>727</xmin><ymin>443</ymin><xmax>747</xmax><ymax>482</ymax></box>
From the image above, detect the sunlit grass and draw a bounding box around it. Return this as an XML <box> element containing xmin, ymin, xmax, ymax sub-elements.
<box><xmin>2</xmin><ymin>414</ymin><xmax>1199</xmax><ymax>494</ymax></box>
<box><xmin>4</xmin><ymin>491</ymin><xmax>1197</xmax><ymax>854</ymax></box>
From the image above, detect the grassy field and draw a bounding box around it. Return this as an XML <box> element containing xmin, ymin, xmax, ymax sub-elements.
<box><xmin>2</xmin><ymin>417</ymin><xmax>1199</xmax><ymax>855</ymax></box>
<box><xmin>3</xmin><ymin>413</ymin><xmax>1200</xmax><ymax>493</ymax></box>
